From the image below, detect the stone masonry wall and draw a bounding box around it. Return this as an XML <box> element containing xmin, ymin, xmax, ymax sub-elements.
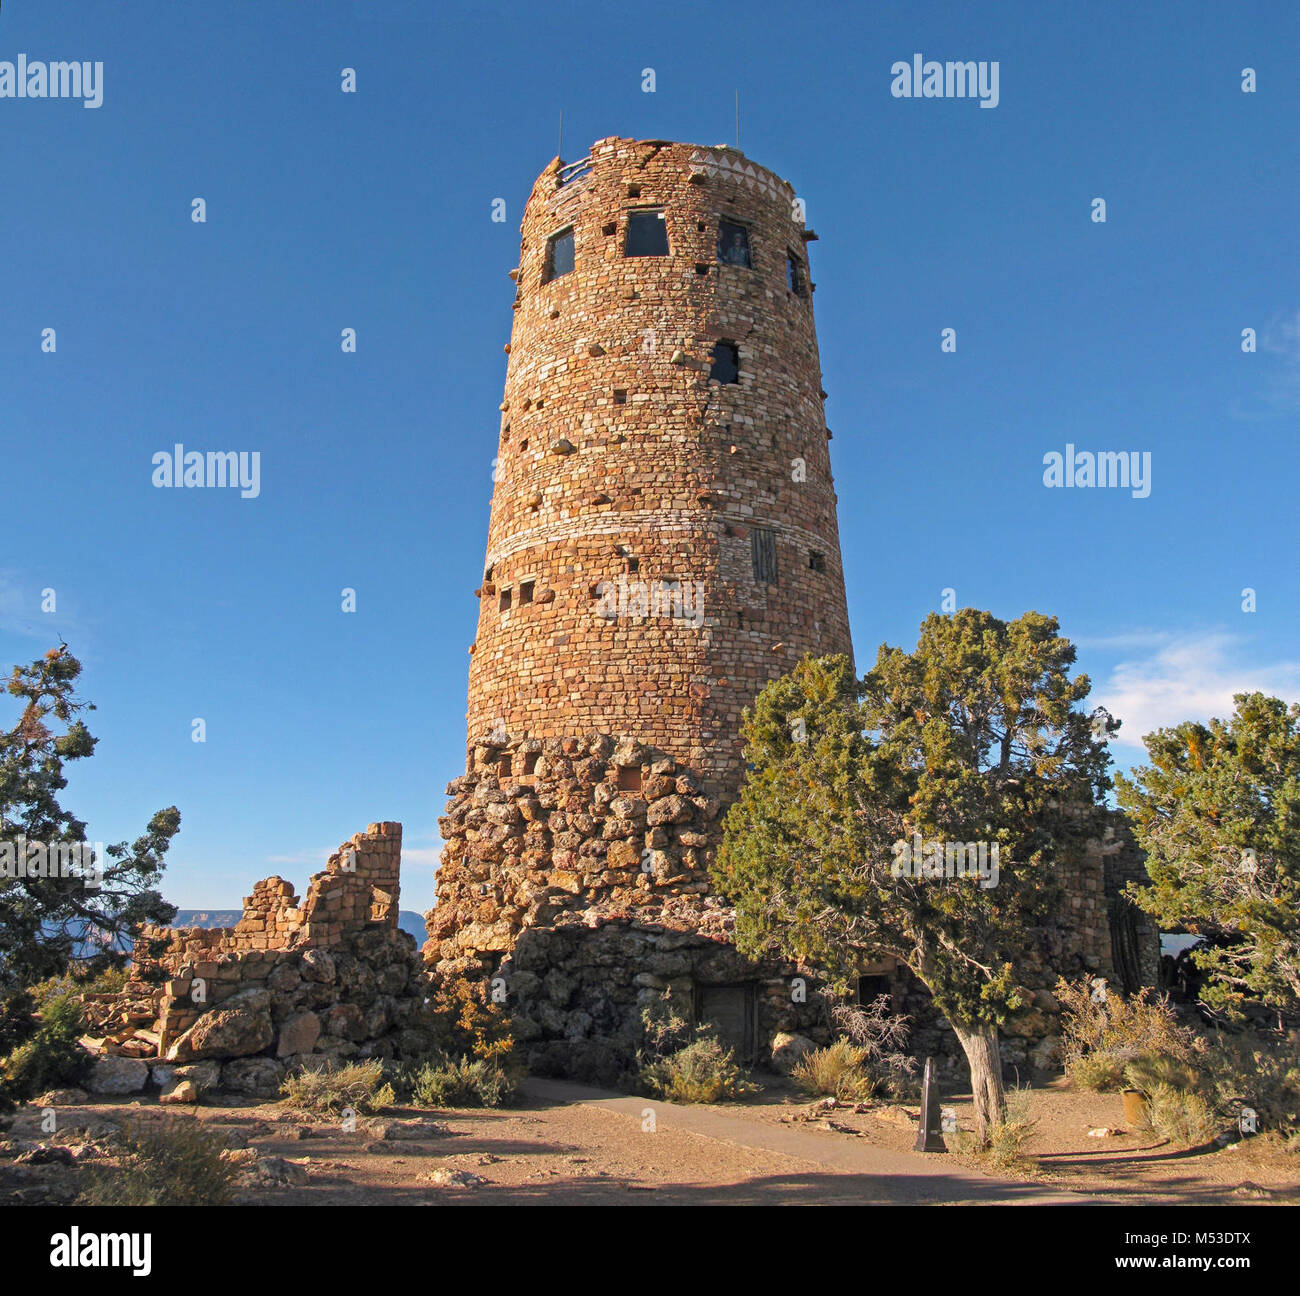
<box><xmin>84</xmin><ymin>823</ymin><xmax>430</xmax><ymax>1099</ymax></box>
<box><xmin>466</xmin><ymin>136</ymin><xmax>852</xmax><ymax>797</ymax></box>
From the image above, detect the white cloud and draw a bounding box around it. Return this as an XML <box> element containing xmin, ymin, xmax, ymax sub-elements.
<box><xmin>1095</xmin><ymin>631</ymin><xmax>1300</xmax><ymax>750</ymax></box>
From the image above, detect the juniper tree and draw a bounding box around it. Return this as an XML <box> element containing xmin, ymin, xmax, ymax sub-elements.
<box><xmin>713</xmin><ymin>611</ymin><xmax>1114</xmax><ymax>1141</ymax></box>
<box><xmin>0</xmin><ymin>647</ymin><xmax>179</xmax><ymax>997</ymax></box>
<box><xmin>1116</xmin><ymin>691</ymin><xmax>1300</xmax><ymax>1020</ymax></box>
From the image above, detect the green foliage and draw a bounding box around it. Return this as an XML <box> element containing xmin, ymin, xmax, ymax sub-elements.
<box><xmin>279</xmin><ymin>1058</ymin><xmax>395</xmax><ymax>1116</ymax></box>
<box><xmin>1200</xmin><ymin>1036</ymin><xmax>1300</xmax><ymax>1137</ymax></box>
<box><xmin>78</xmin><ymin>1116</ymin><xmax>239</xmax><ymax>1206</ymax></box>
<box><xmin>714</xmin><ymin>612</ymin><xmax>1113</xmax><ymax>1034</ymax></box>
<box><xmin>639</xmin><ymin>1036</ymin><xmax>757</xmax><ymax>1104</ymax></box>
<box><xmin>0</xmin><ymin>991</ymin><xmax>92</xmax><ymax>1106</ymax></box>
<box><xmin>634</xmin><ymin>993</ymin><xmax>756</xmax><ymax>1103</ymax></box>
<box><xmin>1117</xmin><ymin>692</ymin><xmax>1300</xmax><ymax>1017</ymax></box>
<box><xmin>426</xmin><ymin>972</ymin><xmax>517</xmax><ymax>1063</ymax></box>
<box><xmin>401</xmin><ymin>1054</ymin><xmax>518</xmax><ymax>1108</ymax></box>
<box><xmin>791</xmin><ymin>1040</ymin><xmax>875</xmax><ymax>1101</ymax></box>
<box><xmin>0</xmin><ymin>648</ymin><xmax>180</xmax><ymax>995</ymax></box>
<box><xmin>1069</xmin><ymin>1051</ymin><xmax>1129</xmax><ymax>1093</ymax></box>
<box><xmin>1138</xmin><ymin>1083</ymin><xmax>1221</xmax><ymax>1146</ymax></box>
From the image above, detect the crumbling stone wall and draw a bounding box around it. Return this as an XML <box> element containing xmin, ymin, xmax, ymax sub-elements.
<box><xmin>85</xmin><ymin>823</ymin><xmax>430</xmax><ymax>1097</ymax></box>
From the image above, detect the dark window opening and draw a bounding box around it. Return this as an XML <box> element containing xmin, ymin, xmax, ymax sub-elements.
<box><xmin>617</xmin><ymin>766</ymin><xmax>642</xmax><ymax>792</ymax></box>
<box><xmin>519</xmin><ymin>579</ymin><xmax>535</xmax><ymax>605</ymax></box>
<box><xmin>499</xmin><ymin>587</ymin><xmax>512</xmax><ymax>612</ymax></box>
<box><xmin>718</xmin><ymin>219</ymin><xmax>751</xmax><ymax>268</ymax></box>
<box><xmin>545</xmin><ymin>228</ymin><xmax>574</xmax><ymax>282</ymax></box>
<box><xmin>625</xmin><ymin>210</ymin><xmax>669</xmax><ymax>257</ymax></box>
<box><xmin>519</xmin><ymin>438</ymin><xmax>528</xmax><ymax>451</ymax></box>
<box><xmin>498</xmin><ymin>754</ymin><xmax>512</xmax><ymax>778</ymax></box>
<box><xmin>626</xmin><ymin>557</ymin><xmax>640</xmax><ymax>574</ymax></box>
<box><xmin>809</xmin><ymin>550</ymin><xmax>826</xmax><ymax>573</ymax></box>
<box><xmin>751</xmin><ymin>528</ymin><xmax>778</xmax><ymax>584</ymax></box>
<box><xmin>694</xmin><ymin>263</ymin><xmax>710</xmax><ymax>275</ymax></box>
<box><xmin>602</xmin><ymin>221</ymin><xmax>617</xmax><ymax>236</ymax></box>
<box><xmin>627</xmin><ymin>183</ymin><xmax>641</xmax><ymax>198</ymax></box>
<box><xmin>521</xmin><ymin>752</ymin><xmax>538</xmax><ymax>776</ymax></box>
<box><xmin>614</xmin><ymin>389</ymin><xmax>627</xmax><ymax>404</ymax></box>
<box><xmin>787</xmin><ymin>252</ymin><xmax>807</xmax><ymax>296</ymax></box>
<box><xmin>709</xmin><ymin>341</ymin><xmax>740</xmax><ymax>385</ymax></box>
<box><xmin>857</xmin><ymin>975</ymin><xmax>893</xmax><ymax>1014</ymax></box>
<box><xmin>484</xmin><ymin>564</ymin><xmax>494</xmax><ymax>582</ymax></box>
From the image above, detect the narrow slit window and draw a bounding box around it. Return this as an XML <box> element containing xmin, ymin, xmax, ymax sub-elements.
<box><xmin>751</xmin><ymin>528</ymin><xmax>778</xmax><ymax>584</ymax></box>
<box><xmin>498</xmin><ymin>754</ymin><xmax>512</xmax><ymax>778</ymax></box>
<box><xmin>718</xmin><ymin>219</ymin><xmax>751</xmax><ymax>267</ymax></box>
<box><xmin>709</xmin><ymin>341</ymin><xmax>740</xmax><ymax>385</ymax></box>
<box><xmin>545</xmin><ymin>228</ymin><xmax>575</xmax><ymax>282</ymax></box>
<box><xmin>787</xmin><ymin>252</ymin><xmax>807</xmax><ymax>296</ymax></box>
<box><xmin>499</xmin><ymin>587</ymin><xmax>512</xmax><ymax>612</ymax></box>
<box><xmin>519</xmin><ymin>579</ymin><xmax>535</xmax><ymax>605</ymax></box>
<box><xmin>625</xmin><ymin>210</ymin><xmax>669</xmax><ymax>257</ymax></box>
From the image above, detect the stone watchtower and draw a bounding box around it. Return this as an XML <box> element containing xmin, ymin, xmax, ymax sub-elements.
<box><xmin>429</xmin><ymin>136</ymin><xmax>853</xmax><ymax>1079</ymax></box>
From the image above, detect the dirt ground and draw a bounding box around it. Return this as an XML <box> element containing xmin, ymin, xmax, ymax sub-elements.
<box><xmin>2</xmin><ymin>1074</ymin><xmax>1296</xmax><ymax>1206</ymax></box>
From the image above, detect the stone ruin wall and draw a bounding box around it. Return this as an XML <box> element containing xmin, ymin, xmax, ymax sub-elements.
<box><xmin>84</xmin><ymin>823</ymin><xmax>430</xmax><ymax>1100</ymax></box>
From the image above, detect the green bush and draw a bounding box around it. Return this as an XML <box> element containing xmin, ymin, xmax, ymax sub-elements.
<box><xmin>402</xmin><ymin>1054</ymin><xmax>517</xmax><ymax>1108</ymax></box>
<box><xmin>78</xmin><ymin>1116</ymin><xmax>240</xmax><ymax>1206</ymax></box>
<box><xmin>0</xmin><ymin>992</ymin><xmax>92</xmax><ymax>1104</ymax></box>
<box><xmin>953</xmin><ymin>1085</ymin><xmax>1039</xmax><ymax>1171</ymax></box>
<box><xmin>1069</xmin><ymin>1051</ymin><xmax>1129</xmax><ymax>1093</ymax></box>
<box><xmin>1139</xmin><ymin>1082</ymin><xmax>1221</xmax><ymax>1146</ymax></box>
<box><xmin>792</xmin><ymin>1040</ymin><xmax>876</xmax><ymax>1101</ymax></box>
<box><xmin>280</xmin><ymin>1058</ymin><xmax>395</xmax><ymax>1116</ymax></box>
<box><xmin>639</xmin><ymin>1036</ymin><xmax>756</xmax><ymax>1104</ymax></box>
<box><xmin>1201</xmin><ymin>1035</ymin><xmax>1300</xmax><ymax>1138</ymax></box>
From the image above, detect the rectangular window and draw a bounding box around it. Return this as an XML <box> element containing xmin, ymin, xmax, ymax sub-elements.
<box><xmin>498</xmin><ymin>754</ymin><xmax>512</xmax><ymax>778</ymax></box>
<box><xmin>809</xmin><ymin>550</ymin><xmax>826</xmax><ymax>573</ymax></box>
<box><xmin>519</xmin><ymin>579</ymin><xmax>535</xmax><ymax>605</ymax></box>
<box><xmin>787</xmin><ymin>252</ymin><xmax>806</xmax><ymax>296</ymax></box>
<box><xmin>718</xmin><ymin>219</ymin><xmax>751</xmax><ymax>267</ymax></box>
<box><xmin>751</xmin><ymin>528</ymin><xmax>778</xmax><ymax>584</ymax></box>
<box><xmin>617</xmin><ymin>766</ymin><xmax>642</xmax><ymax>792</ymax></box>
<box><xmin>545</xmin><ymin>228</ymin><xmax>574</xmax><ymax>281</ymax></box>
<box><xmin>521</xmin><ymin>752</ymin><xmax>538</xmax><ymax>776</ymax></box>
<box><xmin>709</xmin><ymin>341</ymin><xmax>740</xmax><ymax>384</ymax></box>
<box><xmin>625</xmin><ymin>210</ymin><xmax>669</xmax><ymax>257</ymax></box>
<box><xmin>499</xmin><ymin>587</ymin><xmax>512</xmax><ymax>612</ymax></box>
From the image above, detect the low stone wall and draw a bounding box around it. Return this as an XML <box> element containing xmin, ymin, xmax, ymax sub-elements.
<box><xmin>83</xmin><ymin>823</ymin><xmax>431</xmax><ymax>1099</ymax></box>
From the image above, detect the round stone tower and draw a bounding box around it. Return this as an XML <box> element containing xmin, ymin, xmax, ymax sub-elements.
<box><xmin>466</xmin><ymin>135</ymin><xmax>851</xmax><ymax>794</ymax></box>
<box><xmin>431</xmin><ymin>137</ymin><xmax>854</xmax><ymax>1077</ymax></box>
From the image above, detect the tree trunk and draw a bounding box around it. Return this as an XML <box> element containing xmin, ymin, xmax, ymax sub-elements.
<box><xmin>951</xmin><ymin>1022</ymin><xmax>1006</xmax><ymax>1145</ymax></box>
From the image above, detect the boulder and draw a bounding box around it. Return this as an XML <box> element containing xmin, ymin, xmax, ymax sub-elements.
<box><xmin>299</xmin><ymin>949</ymin><xmax>336</xmax><ymax>984</ymax></box>
<box><xmin>87</xmin><ymin>1055</ymin><xmax>149</xmax><ymax>1095</ymax></box>
<box><xmin>159</xmin><ymin>1078</ymin><xmax>199</xmax><ymax>1105</ymax></box>
<box><xmin>770</xmin><ymin>1032</ymin><xmax>817</xmax><ymax>1075</ymax></box>
<box><xmin>276</xmin><ymin>1011</ymin><xmax>322</xmax><ymax>1058</ymax></box>
<box><xmin>32</xmin><ymin>1088</ymin><xmax>88</xmax><ymax>1107</ymax></box>
<box><xmin>166</xmin><ymin>991</ymin><xmax>274</xmax><ymax>1062</ymax></box>
<box><xmin>222</xmin><ymin>1057</ymin><xmax>284</xmax><ymax>1099</ymax></box>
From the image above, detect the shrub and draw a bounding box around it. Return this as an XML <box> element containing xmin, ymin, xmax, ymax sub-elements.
<box><xmin>427</xmin><ymin>972</ymin><xmax>516</xmax><ymax>1064</ymax></box>
<box><xmin>280</xmin><ymin>1058</ymin><xmax>395</xmax><ymax>1116</ymax></box>
<box><xmin>78</xmin><ymin>1116</ymin><xmax>239</xmax><ymax>1206</ymax></box>
<box><xmin>792</xmin><ymin>1040</ymin><xmax>876</xmax><ymax>1101</ymax></box>
<box><xmin>403</xmin><ymin>1054</ymin><xmax>517</xmax><ymax>1108</ymax></box>
<box><xmin>0</xmin><ymin>992</ymin><xmax>92</xmax><ymax>1105</ymax></box>
<box><xmin>1139</xmin><ymin>1082</ymin><xmax>1221</xmax><ymax>1146</ymax></box>
<box><xmin>1123</xmin><ymin>1051</ymin><xmax>1202</xmax><ymax>1096</ymax></box>
<box><xmin>953</xmin><ymin>1085</ymin><xmax>1039</xmax><ymax>1171</ymax></box>
<box><xmin>1201</xmin><ymin>1034</ymin><xmax>1300</xmax><ymax>1137</ymax></box>
<box><xmin>1056</xmin><ymin>977</ymin><xmax>1200</xmax><ymax>1091</ymax></box>
<box><xmin>639</xmin><ymin>1036</ymin><xmax>756</xmax><ymax>1104</ymax></box>
<box><xmin>828</xmin><ymin>995</ymin><xmax>918</xmax><ymax>1099</ymax></box>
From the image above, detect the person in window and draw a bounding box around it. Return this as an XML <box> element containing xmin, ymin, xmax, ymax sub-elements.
<box><xmin>720</xmin><ymin>229</ymin><xmax>749</xmax><ymax>266</ymax></box>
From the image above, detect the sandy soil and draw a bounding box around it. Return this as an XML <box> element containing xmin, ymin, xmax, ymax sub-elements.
<box><xmin>2</xmin><ymin>1074</ymin><xmax>1295</xmax><ymax>1206</ymax></box>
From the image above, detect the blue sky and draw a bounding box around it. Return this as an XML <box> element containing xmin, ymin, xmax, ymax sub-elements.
<box><xmin>1</xmin><ymin>1</ymin><xmax>1297</xmax><ymax>913</ymax></box>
